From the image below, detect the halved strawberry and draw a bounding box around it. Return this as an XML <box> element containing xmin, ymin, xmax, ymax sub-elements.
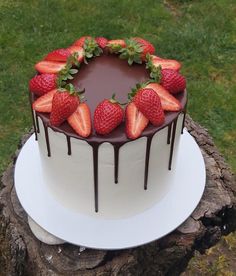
<box><xmin>126</xmin><ymin>102</ymin><xmax>149</xmax><ymax>139</ymax></box>
<box><xmin>35</xmin><ymin>61</ymin><xmax>66</xmax><ymax>74</ymax></box>
<box><xmin>32</xmin><ymin>89</ymin><xmax>57</xmax><ymax>113</ymax></box>
<box><xmin>67</xmin><ymin>45</ymin><xmax>84</xmax><ymax>62</ymax></box>
<box><xmin>73</xmin><ymin>36</ymin><xmax>92</xmax><ymax>47</ymax></box>
<box><xmin>151</xmin><ymin>55</ymin><xmax>181</xmax><ymax>71</ymax></box>
<box><xmin>44</xmin><ymin>48</ymin><xmax>71</xmax><ymax>62</ymax></box>
<box><xmin>145</xmin><ymin>83</ymin><xmax>182</xmax><ymax>111</ymax></box>
<box><xmin>67</xmin><ymin>103</ymin><xmax>92</xmax><ymax>137</ymax></box>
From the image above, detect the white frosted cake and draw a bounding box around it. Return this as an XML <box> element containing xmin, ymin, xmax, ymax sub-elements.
<box><xmin>29</xmin><ymin>36</ymin><xmax>187</xmax><ymax>219</ymax></box>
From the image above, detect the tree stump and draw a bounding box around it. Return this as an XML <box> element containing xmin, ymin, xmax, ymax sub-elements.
<box><xmin>0</xmin><ymin>115</ymin><xmax>235</xmax><ymax>276</ymax></box>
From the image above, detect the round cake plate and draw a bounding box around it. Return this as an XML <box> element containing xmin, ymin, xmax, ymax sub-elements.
<box><xmin>14</xmin><ymin>129</ymin><xmax>206</xmax><ymax>250</ymax></box>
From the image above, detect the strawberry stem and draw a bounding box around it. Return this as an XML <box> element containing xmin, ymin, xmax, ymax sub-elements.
<box><xmin>109</xmin><ymin>93</ymin><xmax>127</xmax><ymax>106</ymax></box>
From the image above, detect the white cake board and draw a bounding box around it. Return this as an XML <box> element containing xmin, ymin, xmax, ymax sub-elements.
<box><xmin>14</xmin><ymin>129</ymin><xmax>206</xmax><ymax>250</ymax></box>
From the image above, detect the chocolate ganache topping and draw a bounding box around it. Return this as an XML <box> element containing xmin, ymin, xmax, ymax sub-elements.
<box><xmin>30</xmin><ymin>51</ymin><xmax>187</xmax><ymax>213</ymax></box>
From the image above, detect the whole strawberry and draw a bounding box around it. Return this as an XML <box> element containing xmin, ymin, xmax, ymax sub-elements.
<box><xmin>94</xmin><ymin>96</ymin><xmax>124</xmax><ymax>135</ymax></box>
<box><xmin>119</xmin><ymin>37</ymin><xmax>155</xmax><ymax>65</ymax></box>
<box><xmin>133</xmin><ymin>37</ymin><xmax>155</xmax><ymax>61</ymax></box>
<box><xmin>133</xmin><ymin>88</ymin><xmax>164</xmax><ymax>126</ymax></box>
<box><xmin>160</xmin><ymin>69</ymin><xmax>186</xmax><ymax>94</ymax></box>
<box><xmin>50</xmin><ymin>85</ymin><xmax>80</xmax><ymax>126</ymax></box>
<box><xmin>107</xmin><ymin>39</ymin><xmax>126</xmax><ymax>53</ymax></box>
<box><xmin>45</xmin><ymin>48</ymin><xmax>71</xmax><ymax>62</ymax></box>
<box><xmin>95</xmin><ymin>37</ymin><xmax>108</xmax><ymax>49</ymax></box>
<box><xmin>73</xmin><ymin>36</ymin><xmax>92</xmax><ymax>47</ymax></box>
<box><xmin>29</xmin><ymin>74</ymin><xmax>57</xmax><ymax>96</ymax></box>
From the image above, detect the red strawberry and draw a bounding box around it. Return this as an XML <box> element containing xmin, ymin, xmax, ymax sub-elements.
<box><xmin>50</xmin><ymin>90</ymin><xmax>79</xmax><ymax>126</ymax></box>
<box><xmin>73</xmin><ymin>36</ymin><xmax>92</xmax><ymax>47</ymax></box>
<box><xmin>145</xmin><ymin>83</ymin><xmax>182</xmax><ymax>111</ymax></box>
<box><xmin>35</xmin><ymin>61</ymin><xmax>66</xmax><ymax>74</ymax></box>
<box><xmin>44</xmin><ymin>48</ymin><xmax>71</xmax><ymax>62</ymax></box>
<box><xmin>67</xmin><ymin>103</ymin><xmax>92</xmax><ymax>137</ymax></box>
<box><xmin>32</xmin><ymin>89</ymin><xmax>57</xmax><ymax>112</ymax></box>
<box><xmin>107</xmin><ymin>39</ymin><xmax>126</xmax><ymax>53</ymax></box>
<box><xmin>95</xmin><ymin>37</ymin><xmax>108</xmax><ymax>48</ymax></box>
<box><xmin>67</xmin><ymin>45</ymin><xmax>84</xmax><ymax>62</ymax></box>
<box><xmin>94</xmin><ymin>98</ymin><xmax>124</xmax><ymax>135</ymax></box>
<box><xmin>29</xmin><ymin>74</ymin><xmax>57</xmax><ymax>96</ymax></box>
<box><xmin>132</xmin><ymin>37</ymin><xmax>155</xmax><ymax>61</ymax></box>
<box><xmin>126</xmin><ymin>102</ymin><xmax>149</xmax><ymax>139</ymax></box>
<box><xmin>160</xmin><ymin>69</ymin><xmax>186</xmax><ymax>94</ymax></box>
<box><xmin>151</xmin><ymin>55</ymin><xmax>181</xmax><ymax>71</ymax></box>
<box><xmin>133</xmin><ymin>88</ymin><xmax>165</xmax><ymax>126</ymax></box>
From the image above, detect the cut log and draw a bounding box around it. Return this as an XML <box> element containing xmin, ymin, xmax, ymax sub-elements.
<box><xmin>0</xmin><ymin>115</ymin><xmax>235</xmax><ymax>276</ymax></box>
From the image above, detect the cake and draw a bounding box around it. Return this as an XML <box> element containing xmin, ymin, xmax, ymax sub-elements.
<box><xmin>29</xmin><ymin>37</ymin><xmax>187</xmax><ymax>219</ymax></box>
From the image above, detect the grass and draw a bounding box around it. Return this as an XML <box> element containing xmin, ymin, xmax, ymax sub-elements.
<box><xmin>0</xmin><ymin>0</ymin><xmax>235</xmax><ymax>175</ymax></box>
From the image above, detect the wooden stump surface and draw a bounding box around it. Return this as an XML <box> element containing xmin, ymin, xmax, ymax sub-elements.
<box><xmin>0</xmin><ymin>115</ymin><xmax>235</xmax><ymax>276</ymax></box>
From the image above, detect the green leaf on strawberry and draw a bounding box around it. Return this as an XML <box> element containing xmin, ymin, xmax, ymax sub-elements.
<box><xmin>119</xmin><ymin>39</ymin><xmax>143</xmax><ymax>65</ymax></box>
<box><xmin>83</xmin><ymin>38</ymin><xmax>103</xmax><ymax>64</ymax></box>
<box><xmin>146</xmin><ymin>53</ymin><xmax>162</xmax><ymax>83</ymax></box>
<box><xmin>57</xmin><ymin>53</ymin><xmax>80</xmax><ymax>88</ymax></box>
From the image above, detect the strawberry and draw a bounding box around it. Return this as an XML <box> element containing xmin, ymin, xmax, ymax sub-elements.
<box><xmin>95</xmin><ymin>37</ymin><xmax>108</xmax><ymax>48</ymax></box>
<box><xmin>132</xmin><ymin>37</ymin><xmax>155</xmax><ymax>61</ymax></box>
<box><xmin>73</xmin><ymin>36</ymin><xmax>92</xmax><ymax>47</ymax></box>
<box><xmin>160</xmin><ymin>69</ymin><xmax>186</xmax><ymax>94</ymax></box>
<box><xmin>29</xmin><ymin>73</ymin><xmax>57</xmax><ymax>96</ymax></box>
<box><xmin>133</xmin><ymin>88</ymin><xmax>165</xmax><ymax>126</ymax></box>
<box><xmin>145</xmin><ymin>83</ymin><xmax>182</xmax><ymax>111</ymax></box>
<box><xmin>44</xmin><ymin>48</ymin><xmax>71</xmax><ymax>62</ymax></box>
<box><xmin>126</xmin><ymin>102</ymin><xmax>149</xmax><ymax>139</ymax></box>
<box><xmin>35</xmin><ymin>61</ymin><xmax>66</xmax><ymax>74</ymax></box>
<box><xmin>67</xmin><ymin>45</ymin><xmax>84</xmax><ymax>62</ymax></box>
<box><xmin>50</xmin><ymin>86</ymin><xmax>80</xmax><ymax>126</ymax></box>
<box><xmin>67</xmin><ymin>103</ymin><xmax>92</xmax><ymax>137</ymax></box>
<box><xmin>119</xmin><ymin>38</ymin><xmax>155</xmax><ymax>65</ymax></box>
<box><xmin>107</xmin><ymin>39</ymin><xmax>126</xmax><ymax>53</ymax></box>
<box><xmin>151</xmin><ymin>55</ymin><xmax>181</xmax><ymax>71</ymax></box>
<box><xmin>32</xmin><ymin>89</ymin><xmax>57</xmax><ymax>112</ymax></box>
<box><xmin>94</xmin><ymin>97</ymin><xmax>124</xmax><ymax>135</ymax></box>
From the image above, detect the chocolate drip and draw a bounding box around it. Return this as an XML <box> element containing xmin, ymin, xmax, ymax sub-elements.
<box><xmin>66</xmin><ymin>136</ymin><xmax>72</xmax><ymax>155</ymax></box>
<box><xmin>28</xmin><ymin>91</ymin><xmax>38</xmax><ymax>140</ymax></box>
<box><xmin>167</xmin><ymin>124</ymin><xmax>172</xmax><ymax>144</ymax></box>
<box><xmin>181</xmin><ymin>108</ymin><xmax>187</xmax><ymax>134</ymax></box>
<box><xmin>168</xmin><ymin>118</ymin><xmax>178</xmax><ymax>170</ymax></box>
<box><xmin>181</xmin><ymin>93</ymin><xmax>188</xmax><ymax>134</ymax></box>
<box><xmin>113</xmin><ymin>144</ymin><xmax>121</xmax><ymax>184</ymax></box>
<box><xmin>144</xmin><ymin>135</ymin><xmax>154</xmax><ymax>190</ymax></box>
<box><xmin>91</xmin><ymin>143</ymin><xmax>99</xmax><ymax>212</ymax></box>
<box><xmin>43</xmin><ymin>123</ymin><xmax>51</xmax><ymax>157</ymax></box>
<box><xmin>35</xmin><ymin>114</ymin><xmax>40</xmax><ymax>133</ymax></box>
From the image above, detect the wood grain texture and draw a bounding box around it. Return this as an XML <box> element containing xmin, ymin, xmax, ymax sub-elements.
<box><xmin>0</xmin><ymin>115</ymin><xmax>235</xmax><ymax>276</ymax></box>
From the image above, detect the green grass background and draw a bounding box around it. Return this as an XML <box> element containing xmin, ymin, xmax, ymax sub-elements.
<box><xmin>0</xmin><ymin>0</ymin><xmax>235</xmax><ymax>175</ymax></box>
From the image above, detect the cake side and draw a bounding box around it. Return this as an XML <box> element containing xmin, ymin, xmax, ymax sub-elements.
<box><xmin>36</xmin><ymin>112</ymin><xmax>184</xmax><ymax>219</ymax></box>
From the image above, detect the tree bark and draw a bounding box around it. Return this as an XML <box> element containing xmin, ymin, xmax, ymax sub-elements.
<box><xmin>0</xmin><ymin>115</ymin><xmax>235</xmax><ymax>276</ymax></box>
